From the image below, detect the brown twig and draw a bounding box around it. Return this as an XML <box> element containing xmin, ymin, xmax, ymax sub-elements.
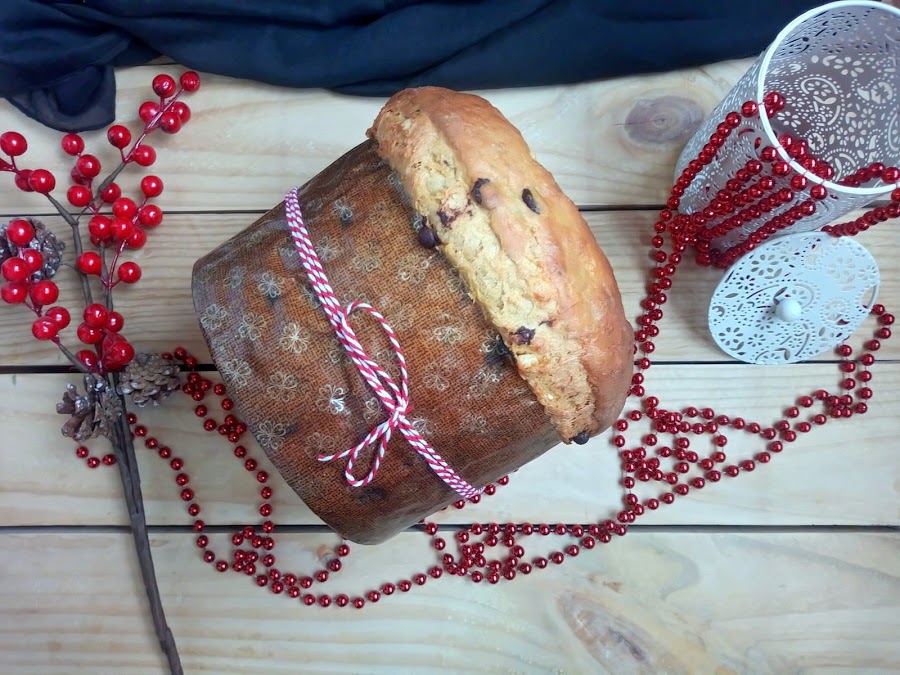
<box><xmin>109</xmin><ymin>378</ymin><xmax>183</xmax><ymax>675</ymax></box>
<box><xmin>54</xmin><ymin>156</ymin><xmax>184</xmax><ymax>673</ymax></box>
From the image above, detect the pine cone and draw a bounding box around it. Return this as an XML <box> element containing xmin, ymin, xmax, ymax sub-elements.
<box><xmin>117</xmin><ymin>353</ymin><xmax>182</xmax><ymax>407</ymax></box>
<box><xmin>0</xmin><ymin>217</ymin><xmax>65</xmax><ymax>279</ymax></box>
<box><xmin>57</xmin><ymin>374</ymin><xmax>123</xmax><ymax>442</ymax></box>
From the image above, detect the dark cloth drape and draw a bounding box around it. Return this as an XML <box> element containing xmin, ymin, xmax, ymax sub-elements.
<box><xmin>0</xmin><ymin>0</ymin><xmax>822</xmax><ymax>132</ymax></box>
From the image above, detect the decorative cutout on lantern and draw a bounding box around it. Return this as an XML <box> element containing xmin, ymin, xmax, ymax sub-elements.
<box><xmin>708</xmin><ymin>232</ymin><xmax>879</xmax><ymax>364</ymax></box>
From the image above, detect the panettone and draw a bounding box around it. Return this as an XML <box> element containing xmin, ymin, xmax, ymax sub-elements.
<box><xmin>367</xmin><ymin>87</ymin><xmax>632</xmax><ymax>441</ymax></box>
<box><xmin>192</xmin><ymin>87</ymin><xmax>632</xmax><ymax>544</ymax></box>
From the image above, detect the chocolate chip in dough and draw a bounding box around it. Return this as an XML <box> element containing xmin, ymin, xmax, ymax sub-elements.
<box><xmin>511</xmin><ymin>326</ymin><xmax>535</xmax><ymax>345</ymax></box>
<box><xmin>521</xmin><ymin>188</ymin><xmax>540</xmax><ymax>214</ymax></box>
<box><xmin>485</xmin><ymin>335</ymin><xmax>514</xmax><ymax>368</ymax></box>
<box><xmin>471</xmin><ymin>177</ymin><xmax>491</xmax><ymax>205</ymax></box>
<box><xmin>417</xmin><ymin>224</ymin><xmax>440</xmax><ymax>249</ymax></box>
<box><xmin>571</xmin><ymin>431</ymin><xmax>591</xmax><ymax>445</ymax></box>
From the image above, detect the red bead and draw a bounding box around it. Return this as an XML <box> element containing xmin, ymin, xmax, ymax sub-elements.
<box><xmin>152</xmin><ymin>74</ymin><xmax>178</xmax><ymax>98</ymax></box>
<box><xmin>882</xmin><ymin>167</ymin><xmax>900</xmax><ymax>183</ymax></box>
<box><xmin>86</xmin><ymin>456</ymin><xmax>101</xmax><ymax>468</ymax></box>
<box><xmin>138</xmin><ymin>100</ymin><xmax>160</xmax><ymax>123</ymax></box>
<box><xmin>0</xmin><ymin>131</ymin><xmax>28</xmax><ymax>156</ymax></box>
<box><xmin>0</xmin><ymin>283</ymin><xmax>28</xmax><ymax>305</ymax></box>
<box><xmin>303</xmin><ymin>594</ymin><xmax>316</xmax><ymax>606</ymax></box>
<box><xmin>27</xmin><ymin>169</ymin><xmax>56</xmax><ymax>193</ymax></box>
<box><xmin>1</xmin><ymin>257</ymin><xmax>29</xmax><ymax>283</ymax></box>
<box><xmin>87</xmin><ymin>215</ymin><xmax>112</xmax><ymax>240</ymax></box>
<box><xmin>725</xmin><ymin>465</ymin><xmax>740</xmax><ymax>477</ymax></box>
<box><xmin>29</xmin><ymin>280</ymin><xmax>59</xmax><ymax>307</ymax></box>
<box><xmin>740</xmin><ymin>460</ymin><xmax>756</xmax><ymax>472</ymax></box>
<box><xmin>66</xmin><ymin>185</ymin><xmax>92</xmax><ymax>208</ymax></box>
<box><xmin>106</xmin><ymin>125</ymin><xmax>132</xmax><ymax>149</ymax></box>
<box><xmin>131</xmin><ymin>145</ymin><xmax>156</xmax><ymax>166</ymax></box>
<box><xmin>76</xmin><ymin>322</ymin><xmax>102</xmax><ymax>345</ymax></box>
<box><xmin>159</xmin><ymin>112</ymin><xmax>182</xmax><ymax>134</ymax></box>
<box><xmin>172</xmin><ymin>101</ymin><xmax>192</xmax><ymax>124</ymax></box>
<box><xmin>122</xmin><ymin>224</ymin><xmax>148</xmax><ymax>249</ymax></box>
<box><xmin>180</xmin><ymin>71</ymin><xmax>202</xmax><ymax>91</ymax></box>
<box><xmin>741</xmin><ymin>101</ymin><xmax>758</xmax><ymax>117</ymax></box>
<box><xmin>367</xmin><ymin>590</ymin><xmax>381</xmax><ymax>602</ymax></box>
<box><xmin>115</xmin><ymin>261</ymin><xmax>142</xmax><ymax>284</ymax></box>
<box><xmin>110</xmin><ymin>217</ymin><xmax>134</xmax><ymax>241</ymax></box>
<box><xmin>100</xmin><ymin>182</ymin><xmax>122</xmax><ymax>203</ymax></box>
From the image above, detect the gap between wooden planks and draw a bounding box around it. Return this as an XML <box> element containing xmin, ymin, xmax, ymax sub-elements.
<box><xmin>0</xmin><ymin>60</ymin><xmax>754</xmax><ymax>214</ymax></box>
<box><xmin>0</xmin><ymin>530</ymin><xmax>897</xmax><ymax>674</ymax></box>
<box><xmin>0</xmin><ymin>211</ymin><xmax>896</xmax><ymax>367</ymax></box>
<box><xmin>2</xmin><ymin>363</ymin><xmax>897</xmax><ymax>528</ymax></box>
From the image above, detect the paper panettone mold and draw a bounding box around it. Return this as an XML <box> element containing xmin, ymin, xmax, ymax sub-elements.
<box><xmin>191</xmin><ymin>88</ymin><xmax>632</xmax><ymax>544</ymax></box>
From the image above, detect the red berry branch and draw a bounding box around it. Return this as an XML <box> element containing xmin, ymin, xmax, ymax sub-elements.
<box><xmin>0</xmin><ymin>70</ymin><xmax>202</xmax><ymax>675</ymax></box>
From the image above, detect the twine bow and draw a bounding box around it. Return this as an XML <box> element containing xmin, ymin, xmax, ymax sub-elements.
<box><xmin>284</xmin><ymin>188</ymin><xmax>481</xmax><ymax>499</ymax></box>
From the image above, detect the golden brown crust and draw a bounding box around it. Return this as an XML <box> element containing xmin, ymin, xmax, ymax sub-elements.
<box><xmin>366</xmin><ymin>86</ymin><xmax>632</xmax><ymax>441</ymax></box>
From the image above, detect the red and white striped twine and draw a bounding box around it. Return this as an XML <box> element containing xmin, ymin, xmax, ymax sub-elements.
<box><xmin>284</xmin><ymin>188</ymin><xmax>481</xmax><ymax>499</ymax></box>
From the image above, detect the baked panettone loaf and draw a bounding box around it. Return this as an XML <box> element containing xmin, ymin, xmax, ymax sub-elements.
<box><xmin>192</xmin><ymin>86</ymin><xmax>633</xmax><ymax>543</ymax></box>
<box><xmin>368</xmin><ymin>87</ymin><xmax>632</xmax><ymax>442</ymax></box>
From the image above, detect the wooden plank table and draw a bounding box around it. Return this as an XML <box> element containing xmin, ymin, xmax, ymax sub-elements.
<box><xmin>1</xmin><ymin>62</ymin><xmax>898</xmax><ymax>673</ymax></box>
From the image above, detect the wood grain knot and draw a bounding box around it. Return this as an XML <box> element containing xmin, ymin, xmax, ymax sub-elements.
<box><xmin>624</xmin><ymin>95</ymin><xmax>704</xmax><ymax>145</ymax></box>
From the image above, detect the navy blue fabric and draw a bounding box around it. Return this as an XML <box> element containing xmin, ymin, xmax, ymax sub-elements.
<box><xmin>0</xmin><ymin>0</ymin><xmax>822</xmax><ymax>132</ymax></box>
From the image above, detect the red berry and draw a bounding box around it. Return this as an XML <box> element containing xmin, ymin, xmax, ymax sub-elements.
<box><xmin>152</xmin><ymin>74</ymin><xmax>177</xmax><ymax>98</ymax></box>
<box><xmin>14</xmin><ymin>169</ymin><xmax>33</xmax><ymax>192</ymax></box>
<box><xmin>31</xmin><ymin>317</ymin><xmax>58</xmax><ymax>340</ymax></box>
<box><xmin>172</xmin><ymin>102</ymin><xmax>191</xmax><ymax>123</ymax></box>
<box><xmin>67</xmin><ymin>185</ymin><xmax>92</xmax><ymax>207</ymax></box>
<box><xmin>112</xmin><ymin>197</ymin><xmax>138</xmax><ymax>219</ymax></box>
<box><xmin>127</xmin><ymin>228</ymin><xmax>147</xmax><ymax>249</ymax></box>
<box><xmin>140</xmin><ymin>175</ymin><xmax>164</xmax><ymax>198</ymax></box>
<box><xmin>101</xmin><ymin>335</ymin><xmax>135</xmax><ymax>370</ymax></box>
<box><xmin>159</xmin><ymin>112</ymin><xmax>181</xmax><ymax>134</ymax></box>
<box><xmin>70</xmin><ymin>167</ymin><xmax>88</xmax><ymax>186</ymax></box>
<box><xmin>139</xmin><ymin>204</ymin><xmax>163</xmax><ymax>227</ymax></box>
<box><xmin>76</xmin><ymin>252</ymin><xmax>103</xmax><ymax>275</ymax></box>
<box><xmin>105</xmin><ymin>311</ymin><xmax>125</xmax><ymax>332</ymax></box>
<box><xmin>88</xmin><ymin>215</ymin><xmax>112</xmax><ymax>240</ymax></box>
<box><xmin>110</xmin><ymin>217</ymin><xmax>134</xmax><ymax>241</ymax></box>
<box><xmin>101</xmin><ymin>182</ymin><xmax>122</xmax><ymax>203</ymax></box>
<box><xmin>28</xmin><ymin>169</ymin><xmax>56</xmax><ymax>193</ymax></box>
<box><xmin>83</xmin><ymin>303</ymin><xmax>108</xmax><ymax>327</ymax></box>
<box><xmin>131</xmin><ymin>145</ymin><xmax>156</xmax><ymax>166</ymax></box>
<box><xmin>45</xmin><ymin>306</ymin><xmax>71</xmax><ymax>328</ymax></box>
<box><xmin>77</xmin><ymin>322</ymin><xmax>104</xmax><ymax>345</ymax></box>
<box><xmin>61</xmin><ymin>134</ymin><xmax>85</xmax><ymax>156</ymax></box>
<box><xmin>30</xmin><ymin>280</ymin><xmax>59</xmax><ymax>306</ymax></box>
<box><xmin>139</xmin><ymin>101</ymin><xmax>160</xmax><ymax>123</ymax></box>
<box><xmin>6</xmin><ymin>219</ymin><xmax>34</xmax><ymax>246</ymax></box>
<box><xmin>21</xmin><ymin>248</ymin><xmax>43</xmax><ymax>273</ymax></box>
<box><xmin>1</xmin><ymin>257</ymin><xmax>28</xmax><ymax>283</ymax></box>
<box><xmin>117</xmin><ymin>261</ymin><xmax>142</xmax><ymax>283</ymax></box>
<box><xmin>1</xmin><ymin>283</ymin><xmax>27</xmax><ymax>304</ymax></box>
<box><xmin>106</xmin><ymin>125</ymin><xmax>132</xmax><ymax>149</ymax></box>
<box><xmin>76</xmin><ymin>350</ymin><xmax>99</xmax><ymax>370</ymax></box>
<box><xmin>0</xmin><ymin>131</ymin><xmax>27</xmax><ymax>156</ymax></box>
<box><xmin>180</xmin><ymin>71</ymin><xmax>201</xmax><ymax>92</ymax></box>
<box><xmin>75</xmin><ymin>154</ymin><xmax>101</xmax><ymax>179</ymax></box>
